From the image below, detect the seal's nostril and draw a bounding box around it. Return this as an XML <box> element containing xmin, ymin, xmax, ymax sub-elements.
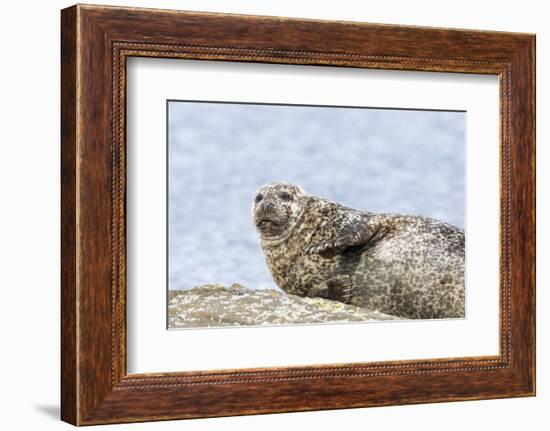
<box><xmin>261</xmin><ymin>201</ymin><xmax>274</xmax><ymax>217</ymax></box>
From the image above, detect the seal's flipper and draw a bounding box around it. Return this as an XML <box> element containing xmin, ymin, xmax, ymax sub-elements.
<box><xmin>309</xmin><ymin>275</ymin><xmax>353</xmax><ymax>304</ymax></box>
<box><xmin>305</xmin><ymin>222</ymin><xmax>387</xmax><ymax>257</ymax></box>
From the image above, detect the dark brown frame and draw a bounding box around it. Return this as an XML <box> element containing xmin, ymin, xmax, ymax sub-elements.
<box><xmin>61</xmin><ymin>4</ymin><xmax>536</xmax><ymax>426</ymax></box>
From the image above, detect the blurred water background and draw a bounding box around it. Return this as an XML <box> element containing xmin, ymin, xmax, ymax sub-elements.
<box><xmin>168</xmin><ymin>102</ymin><xmax>465</xmax><ymax>291</ymax></box>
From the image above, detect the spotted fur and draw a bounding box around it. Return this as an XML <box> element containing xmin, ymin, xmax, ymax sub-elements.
<box><xmin>252</xmin><ymin>181</ymin><xmax>465</xmax><ymax>319</ymax></box>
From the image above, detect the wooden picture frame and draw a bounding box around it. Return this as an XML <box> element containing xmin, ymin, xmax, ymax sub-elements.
<box><xmin>61</xmin><ymin>4</ymin><xmax>535</xmax><ymax>425</ymax></box>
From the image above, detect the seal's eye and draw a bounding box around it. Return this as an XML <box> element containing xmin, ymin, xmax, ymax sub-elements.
<box><xmin>279</xmin><ymin>191</ymin><xmax>292</xmax><ymax>201</ymax></box>
<box><xmin>255</xmin><ymin>194</ymin><xmax>263</xmax><ymax>203</ymax></box>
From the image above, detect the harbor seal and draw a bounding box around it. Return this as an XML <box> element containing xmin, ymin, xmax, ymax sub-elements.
<box><xmin>252</xmin><ymin>181</ymin><xmax>465</xmax><ymax>319</ymax></box>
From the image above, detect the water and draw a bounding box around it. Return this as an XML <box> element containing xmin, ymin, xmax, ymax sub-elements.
<box><xmin>168</xmin><ymin>102</ymin><xmax>465</xmax><ymax>291</ymax></box>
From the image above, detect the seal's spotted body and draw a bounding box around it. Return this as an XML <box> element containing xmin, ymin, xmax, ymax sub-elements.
<box><xmin>252</xmin><ymin>182</ymin><xmax>465</xmax><ymax>319</ymax></box>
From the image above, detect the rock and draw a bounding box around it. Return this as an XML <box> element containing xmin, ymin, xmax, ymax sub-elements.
<box><xmin>168</xmin><ymin>284</ymin><xmax>401</xmax><ymax>328</ymax></box>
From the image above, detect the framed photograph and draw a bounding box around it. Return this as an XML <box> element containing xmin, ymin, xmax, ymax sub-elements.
<box><xmin>61</xmin><ymin>4</ymin><xmax>535</xmax><ymax>425</ymax></box>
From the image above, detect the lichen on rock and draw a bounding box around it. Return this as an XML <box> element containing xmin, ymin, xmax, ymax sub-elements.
<box><xmin>168</xmin><ymin>284</ymin><xmax>400</xmax><ymax>329</ymax></box>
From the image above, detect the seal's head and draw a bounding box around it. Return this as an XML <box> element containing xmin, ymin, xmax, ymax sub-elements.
<box><xmin>252</xmin><ymin>181</ymin><xmax>308</xmax><ymax>242</ymax></box>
